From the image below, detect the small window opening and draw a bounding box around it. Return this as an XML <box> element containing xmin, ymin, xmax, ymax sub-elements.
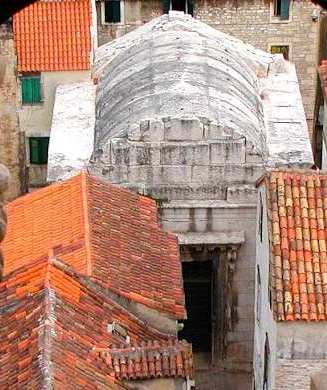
<box><xmin>259</xmin><ymin>193</ymin><xmax>264</xmax><ymax>243</ymax></box>
<box><xmin>162</xmin><ymin>0</ymin><xmax>193</xmax><ymax>16</ymax></box>
<box><xmin>263</xmin><ymin>333</ymin><xmax>270</xmax><ymax>389</ymax></box>
<box><xmin>104</xmin><ymin>0</ymin><xmax>121</xmax><ymax>23</ymax></box>
<box><xmin>179</xmin><ymin>260</ymin><xmax>212</xmax><ymax>352</ymax></box>
<box><xmin>29</xmin><ymin>137</ymin><xmax>49</xmax><ymax>165</ymax></box>
<box><xmin>21</xmin><ymin>73</ymin><xmax>41</xmax><ymax>104</ymax></box>
<box><xmin>271</xmin><ymin>45</ymin><xmax>289</xmax><ymax>60</ymax></box>
<box><xmin>273</xmin><ymin>0</ymin><xmax>290</xmax><ymax>20</ymax></box>
<box><xmin>256</xmin><ymin>265</ymin><xmax>261</xmax><ymax>323</ymax></box>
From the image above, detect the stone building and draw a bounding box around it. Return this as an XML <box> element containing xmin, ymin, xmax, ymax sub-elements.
<box><xmin>10</xmin><ymin>0</ymin><xmax>97</xmax><ymax>189</ymax></box>
<box><xmin>48</xmin><ymin>13</ymin><xmax>314</xmax><ymax>388</ymax></box>
<box><xmin>255</xmin><ymin>170</ymin><xmax>327</xmax><ymax>390</ymax></box>
<box><xmin>0</xmin><ymin>21</ymin><xmax>27</xmax><ymax>201</ymax></box>
<box><xmin>95</xmin><ymin>0</ymin><xmax>324</xmax><ymax>145</ymax></box>
<box><xmin>0</xmin><ymin>172</ymin><xmax>194</xmax><ymax>389</ymax></box>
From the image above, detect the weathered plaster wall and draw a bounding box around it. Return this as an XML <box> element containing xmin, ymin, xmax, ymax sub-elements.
<box><xmin>18</xmin><ymin>70</ymin><xmax>90</xmax><ymax>187</ymax></box>
<box><xmin>275</xmin><ymin>322</ymin><xmax>327</xmax><ymax>389</ymax></box>
<box><xmin>253</xmin><ymin>185</ymin><xmax>277</xmax><ymax>390</ymax></box>
<box><xmin>0</xmin><ymin>164</ymin><xmax>9</xmax><ymax>279</ymax></box>
<box><xmin>0</xmin><ymin>23</ymin><xmax>26</xmax><ymax>200</ymax></box>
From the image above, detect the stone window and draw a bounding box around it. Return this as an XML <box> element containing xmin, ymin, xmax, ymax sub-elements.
<box><xmin>263</xmin><ymin>333</ymin><xmax>270</xmax><ymax>389</ymax></box>
<box><xmin>273</xmin><ymin>0</ymin><xmax>290</xmax><ymax>20</ymax></box>
<box><xmin>102</xmin><ymin>0</ymin><xmax>124</xmax><ymax>24</ymax></box>
<box><xmin>162</xmin><ymin>0</ymin><xmax>193</xmax><ymax>16</ymax></box>
<box><xmin>29</xmin><ymin>137</ymin><xmax>49</xmax><ymax>165</ymax></box>
<box><xmin>271</xmin><ymin>45</ymin><xmax>290</xmax><ymax>60</ymax></box>
<box><xmin>259</xmin><ymin>193</ymin><xmax>264</xmax><ymax>242</ymax></box>
<box><xmin>256</xmin><ymin>265</ymin><xmax>261</xmax><ymax>323</ymax></box>
<box><xmin>21</xmin><ymin>73</ymin><xmax>42</xmax><ymax>104</ymax></box>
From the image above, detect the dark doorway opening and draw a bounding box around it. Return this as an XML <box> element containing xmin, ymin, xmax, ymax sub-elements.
<box><xmin>179</xmin><ymin>260</ymin><xmax>212</xmax><ymax>352</ymax></box>
<box><xmin>172</xmin><ymin>0</ymin><xmax>186</xmax><ymax>12</ymax></box>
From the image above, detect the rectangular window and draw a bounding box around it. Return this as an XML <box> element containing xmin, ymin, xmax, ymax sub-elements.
<box><xmin>104</xmin><ymin>0</ymin><xmax>121</xmax><ymax>23</ymax></box>
<box><xmin>273</xmin><ymin>0</ymin><xmax>290</xmax><ymax>20</ymax></box>
<box><xmin>271</xmin><ymin>45</ymin><xmax>289</xmax><ymax>60</ymax></box>
<box><xmin>21</xmin><ymin>74</ymin><xmax>41</xmax><ymax>104</ymax></box>
<box><xmin>256</xmin><ymin>265</ymin><xmax>261</xmax><ymax>323</ymax></box>
<box><xmin>29</xmin><ymin>137</ymin><xmax>49</xmax><ymax>165</ymax></box>
<box><xmin>162</xmin><ymin>0</ymin><xmax>193</xmax><ymax>16</ymax></box>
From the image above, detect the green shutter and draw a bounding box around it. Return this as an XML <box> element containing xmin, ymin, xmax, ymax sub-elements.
<box><xmin>29</xmin><ymin>137</ymin><xmax>49</xmax><ymax>165</ymax></box>
<box><xmin>280</xmin><ymin>0</ymin><xmax>290</xmax><ymax>20</ymax></box>
<box><xmin>105</xmin><ymin>0</ymin><xmax>121</xmax><ymax>23</ymax></box>
<box><xmin>162</xmin><ymin>0</ymin><xmax>170</xmax><ymax>14</ymax></box>
<box><xmin>21</xmin><ymin>76</ymin><xmax>41</xmax><ymax>104</ymax></box>
<box><xmin>187</xmin><ymin>0</ymin><xmax>194</xmax><ymax>16</ymax></box>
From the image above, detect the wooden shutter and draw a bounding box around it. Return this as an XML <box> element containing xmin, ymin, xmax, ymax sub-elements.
<box><xmin>21</xmin><ymin>76</ymin><xmax>41</xmax><ymax>104</ymax></box>
<box><xmin>105</xmin><ymin>0</ymin><xmax>121</xmax><ymax>23</ymax></box>
<box><xmin>280</xmin><ymin>0</ymin><xmax>290</xmax><ymax>20</ymax></box>
<box><xmin>29</xmin><ymin>137</ymin><xmax>49</xmax><ymax>164</ymax></box>
<box><xmin>187</xmin><ymin>0</ymin><xmax>194</xmax><ymax>16</ymax></box>
<box><xmin>162</xmin><ymin>0</ymin><xmax>170</xmax><ymax>14</ymax></box>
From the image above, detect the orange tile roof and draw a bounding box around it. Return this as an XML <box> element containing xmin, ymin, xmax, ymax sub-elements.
<box><xmin>13</xmin><ymin>0</ymin><xmax>92</xmax><ymax>72</ymax></box>
<box><xmin>1</xmin><ymin>257</ymin><xmax>191</xmax><ymax>388</ymax></box>
<box><xmin>1</xmin><ymin>172</ymin><xmax>185</xmax><ymax>318</ymax></box>
<box><xmin>263</xmin><ymin>170</ymin><xmax>327</xmax><ymax>321</ymax></box>
<box><xmin>95</xmin><ymin>340</ymin><xmax>194</xmax><ymax>381</ymax></box>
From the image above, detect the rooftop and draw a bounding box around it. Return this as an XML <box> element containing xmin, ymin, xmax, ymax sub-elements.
<box><xmin>13</xmin><ymin>0</ymin><xmax>92</xmax><ymax>72</ymax></box>
<box><xmin>261</xmin><ymin>170</ymin><xmax>327</xmax><ymax>321</ymax></box>
<box><xmin>2</xmin><ymin>172</ymin><xmax>185</xmax><ymax>318</ymax></box>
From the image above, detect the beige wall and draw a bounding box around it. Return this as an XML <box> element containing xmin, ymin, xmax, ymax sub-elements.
<box><xmin>96</xmin><ymin>0</ymin><xmax>322</xmax><ymax>141</ymax></box>
<box><xmin>0</xmin><ymin>24</ymin><xmax>26</xmax><ymax>200</ymax></box>
<box><xmin>18</xmin><ymin>70</ymin><xmax>90</xmax><ymax>187</ymax></box>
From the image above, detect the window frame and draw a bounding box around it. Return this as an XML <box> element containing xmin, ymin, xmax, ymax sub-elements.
<box><xmin>162</xmin><ymin>0</ymin><xmax>194</xmax><ymax>16</ymax></box>
<box><xmin>270</xmin><ymin>44</ymin><xmax>290</xmax><ymax>61</ymax></box>
<box><xmin>20</xmin><ymin>73</ymin><xmax>43</xmax><ymax>105</ymax></box>
<box><xmin>270</xmin><ymin>0</ymin><xmax>292</xmax><ymax>23</ymax></box>
<box><xmin>29</xmin><ymin>136</ymin><xmax>50</xmax><ymax>165</ymax></box>
<box><xmin>101</xmin><ymin>0</ymin><xmax>124</xmax><ymax>24</ymax></box>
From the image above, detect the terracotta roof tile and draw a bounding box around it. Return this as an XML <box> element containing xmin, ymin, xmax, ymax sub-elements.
<box><xmin>1</xmin><ymin>172</ymin><xmax>185</xmax><ymax>318</ymax></box>
<box><xmin>13</xmin><ymin>0</ymin><xmax>92</xmax><ymax>72</ymax></box>
<box><xmin>263</xmin><ymin>170</ymin><xmax>327</xmax><ymax>321</ymax></box>
<box><xmin>0</xmin><ymin>257</ymin><xmax>191</xmax><ymax>387</ymax></box>
<box><xmin>95</xmin><ymin>340</ymin><xmax>194</xmax><ymax>381</ymax></box>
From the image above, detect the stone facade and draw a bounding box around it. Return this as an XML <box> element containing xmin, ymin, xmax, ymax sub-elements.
<box><xmin>0</xmin><ymin>22</ymin><xmax>27</xmax><ymax>200</ymax></box>
<box><xmin>96</xmin><ymin>0</ymin><xmax>322</xmax><ymax>141</ymax></box>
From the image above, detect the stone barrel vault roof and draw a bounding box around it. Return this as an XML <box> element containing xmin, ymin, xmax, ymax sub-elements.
<box><xmin>1</xmin><ymin>172</ymin><xmax>185</xmax><ymax>318</ymax></box>
<box><xmin>13</xmin><ymin>0</ymin><xmax>92</xmax><ymax>71</ymax></box>
<box><xmin>93</xmin><ymin>12</ymin><xmax>271</xmax><ymax>155</ymax></box>
<box><xmin>262</xmin><ymin>170</ymin><xmax>327</xmax><ymax>321</ymax></box>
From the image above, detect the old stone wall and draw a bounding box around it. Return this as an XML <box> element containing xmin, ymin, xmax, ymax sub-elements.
<box><xmin>275</xmin><ymin>359</ymin><xmax>327</xmax><ymax>390</ymax></box>
<box><xmin>0</xmin><ymin>23</ymin><xmax>26</xmax><ymax>201</ymax></box>
<box><xmin>195</xmin><ymin>0</ymin><xmax>321</xmax><ymax>140</ymax></box>
<box><xmin>275</xmin><ymin>322</ymin><xmax>327</xmax><ymax>389</ymax></box>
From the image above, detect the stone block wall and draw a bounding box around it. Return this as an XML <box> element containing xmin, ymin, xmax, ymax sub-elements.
<box><xmin>195</xmin><ymin>0</ymin><xmax>321</xmax><ymax>140</ymax></box>
<box><xmin>0</xmin><ymin>23</ymin><xmax>26</xmax><ymax>200</ymax></box>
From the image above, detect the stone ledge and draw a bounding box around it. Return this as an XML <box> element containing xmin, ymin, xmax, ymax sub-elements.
<box><xmin>177</xmin><ymin>231</ymin><xmax>245</xmax><ymax>245</ymax></box>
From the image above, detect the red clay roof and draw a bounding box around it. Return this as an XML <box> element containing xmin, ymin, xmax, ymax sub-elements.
<box><xmin>13</xmin><ymin>0</ymin><xmax>92</xmax><ymax>72</ymax></box>
<box><xmin>1</xmin><ymin>172</ymin><xmax>185</xmax><ymax>319</ymax></box>
<box><xmin>1</xmin><ymin>257</ymin><xmax>190</xmax><ymax>388</ymax></box>
<box><xmin>263</xmin><ymin>170</ymin><xmax>327</xmax><ymax>321</ymax></box>
<box><xmin>95</xmin><ymin>340</ymin><xmax>193</xmax><ymax>381</ymax></box>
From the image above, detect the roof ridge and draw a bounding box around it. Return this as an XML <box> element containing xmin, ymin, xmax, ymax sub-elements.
<box><xmin>81</xmin><ymin>171</ymin><xmax>92</xmax><ymax>275</ymax></box>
